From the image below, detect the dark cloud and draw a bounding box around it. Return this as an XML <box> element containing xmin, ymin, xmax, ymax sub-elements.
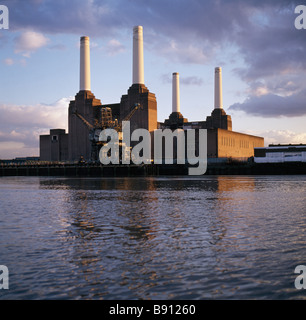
<box><xmin>234</xmin><ymin>16</ymin><xmax>306</xmax><ymax>81</ymax></box>
<box><xmin>3</xmin><ymin>1</ymin><xmax>302</xmax><ymax>54</ymax></box>
<box><xmin>2</xmin><ymin>0</ymin><xmax>306</xmax><ymax>118</ymax></box>
<box><xmin>2</xmin><ymin>0</ymin><xmax>121</xmax><ymax>36</ymax></box>
<box><xmin>2</xmin><ymin>1</ymin><xmax>297</xmax><ymax>40</ymax></box>
<box><xmin>229</xmin><ymin>89</ymin><xmax>306</xmax><ymax>117</ymax></box>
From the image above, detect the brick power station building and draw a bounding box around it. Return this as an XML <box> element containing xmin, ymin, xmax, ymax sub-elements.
<box><xmin>40</xmin><ymin>26</ymin><xmax>264</xmax><ymax>163</ymax></box>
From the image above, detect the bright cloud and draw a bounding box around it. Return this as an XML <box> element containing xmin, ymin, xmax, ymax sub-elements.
<box><xmin>0</xmin><ymin>98</ymin><xmax>70</xmax><ymax>129</ymax></box>
<box><xmin>0</xmin><ymin>98</ymin><xmax>71</xmax><ymax>159</ymax></box>
<box><xmin>14</xmin><ymin>31</ymin><xmax>49</xmax><ymax>57</ymax></box>
<box><xmin>243</xmin><ymin>130</ymin><xmax>306</xmax><ymax>147</ymax></box>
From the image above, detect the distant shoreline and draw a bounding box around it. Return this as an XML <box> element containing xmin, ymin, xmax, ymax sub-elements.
<box><xmin>1</xmin><ymin>162</ymin><xmax>306</xmax><ymax>177</ymax></box>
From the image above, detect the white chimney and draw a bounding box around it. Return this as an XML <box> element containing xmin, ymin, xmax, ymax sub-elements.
<box><xmin>133</xmin><ymin>26</ymin><xmax>144</xmax><ymax>85</ymax></box>
<box><xmin>172</xmin><ymin>72</ymin><xmax>180</xmax><ymax>113</ymax></box>
<box><xmin>80</xmin><ymin>36</ymin><xmax>91</xmax><ymax>91</ymax></box>
<box><xmin>214</xmin><ymin>67</ymin><xmax>223</xmax><ymax>109</ymax></box>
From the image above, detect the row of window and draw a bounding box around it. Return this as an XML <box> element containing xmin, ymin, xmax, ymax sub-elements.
<box><xmin>221</xmin><ymin>136</ymin><xmax>236</xmax><ymax>147</ymax></box>
<box><xmin>221</xmin><ymin>136</ymin><xmax>260</xmax><ymax>149</ymax></box>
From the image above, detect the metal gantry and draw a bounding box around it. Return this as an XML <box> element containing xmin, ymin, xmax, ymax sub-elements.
<box><xmin>73</xmin><ymin>103</ymin><xmax>142</xmax><ymax>162</ymax></box>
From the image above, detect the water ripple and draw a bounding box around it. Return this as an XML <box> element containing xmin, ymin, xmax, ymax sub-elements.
<box><xmin>0</xmin><ymin>175</ymin><xmax>306</xmax><ymax>299</ymax></box>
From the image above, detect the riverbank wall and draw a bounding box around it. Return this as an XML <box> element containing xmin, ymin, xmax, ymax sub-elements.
<box><xmin>1</xmin><ymin>162</ymin><xmax>306</xmax><ymax>176</ymax></box>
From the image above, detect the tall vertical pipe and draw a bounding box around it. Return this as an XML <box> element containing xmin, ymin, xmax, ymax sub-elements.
<box><xmin>133</xmin><ymin>26</ymin><xmax>144</xmax><ymax>85</ymax></box>
<box><xmin>172</xmin><ymin>72</ymin><xmax>180</xmax><ymax>113</ymax></box>
<box><xmin>214</xmin><ymin>67</ymin><xmax>223</xmax><ymax>109</ymax></box>
<box><xmin>80</xmin><ymin>36</ymin><xmax>91</xmax><ymax>91</ymax></box>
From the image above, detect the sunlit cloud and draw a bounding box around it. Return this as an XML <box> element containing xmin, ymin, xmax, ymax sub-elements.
<box><xmin>243</xmin><ymin>129</ymin><xmax>306</xmax><ymax>146</ymax></box>
<box><xmin>14</xmin><ymin>30</ymin><xmax>50</xmax><ymax>57</ymax></box>
<box><xmin>0</xmin><ymin>98</ymin><xmax>71</xmax><ymax>159</ymax></box>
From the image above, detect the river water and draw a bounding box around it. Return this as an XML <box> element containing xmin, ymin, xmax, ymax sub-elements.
<box><xmin>0</xmin><ymin>175</ymin><xmax>306</xmax><ymax>300</ymax></box>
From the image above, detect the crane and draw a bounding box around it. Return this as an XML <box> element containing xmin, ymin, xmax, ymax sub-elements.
<box><xmin>117</xmin><ymin>103</ymin><xmax>142</xmax><ymax>131</ymax></box>
<box><xmin>73</xmin><ymin>103</ymin><xmax>143</xmax><ymax>162</ymax></box>
<box><xmin>72</xmin><ymin>110</ymin><xmax>102</xmax><ymax>161</ymax></box>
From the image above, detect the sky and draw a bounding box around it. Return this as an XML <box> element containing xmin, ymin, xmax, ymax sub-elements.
<box><xmin>0</xmin><ymin>0</ymin><xmax>306</xmax><ymax>159</ymax></box>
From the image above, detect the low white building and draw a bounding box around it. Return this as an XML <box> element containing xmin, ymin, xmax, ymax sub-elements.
<box><xmin>254</xmin><ymin>144</ymin><xmax>306</xmax><ymax>163</ymax></box>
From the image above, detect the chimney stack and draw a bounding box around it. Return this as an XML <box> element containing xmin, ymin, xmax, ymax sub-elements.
<box><xmin>214</xmin><ymin>67</ymin><xmax>223</xmax><ymax>109</ymax></box>
<box><xmin>133</xmin><ymin>26</ymin><xmax>144</xmax><ymax>85</ymax></box>
<box><xmin>80</xmin><ymin>36</ymin><xmax>91</xmax><ymax>91</ymax></box>
<box><xmin>172</xmin><ymin>72</ymin><xmax>180</xmax><ymax>113</ymax></box>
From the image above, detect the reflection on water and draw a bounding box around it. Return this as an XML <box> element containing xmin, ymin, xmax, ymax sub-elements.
<box><xmin>1</xmin><ymin>175</ymin><xmax>306</xmax><ymax>299</ymax></box>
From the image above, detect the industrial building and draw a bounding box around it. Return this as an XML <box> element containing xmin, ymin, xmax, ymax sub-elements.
<box><xmin>159</xmin><ymin>70</ymin><xmax>263</xmax><ymax>159</ymax></box>
<box><xmin>40</xmin><ymin>129</ymin><xmax>68</xmax><ymax>161</ymax></box>
<box><xmin>40</xmin><ymin>26</ymin><xmax>264</xmax><ymax>163</ymax></box>
<box><xmin>254</xmin><ymin>144</ymin><xmax>306</xmax><ymax>163</ymax></box>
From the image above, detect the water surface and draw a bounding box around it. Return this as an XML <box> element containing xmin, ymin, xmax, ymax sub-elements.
<box><xmin>0</xmin><ymin>175</ymin><xmax>306</xmax><ymax>299</ymax></box>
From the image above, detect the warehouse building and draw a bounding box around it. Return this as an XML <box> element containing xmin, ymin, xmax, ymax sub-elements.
<box><xmin>254</xmin><ymin>144</ymin><xmax>306</xmax><ymax>163</ymax></box>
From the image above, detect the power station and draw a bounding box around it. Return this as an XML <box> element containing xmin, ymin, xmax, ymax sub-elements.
<box><xmin>40</xmin><ymin>26</ymin><xmax>264</xmax><ymax>163</ymax></box>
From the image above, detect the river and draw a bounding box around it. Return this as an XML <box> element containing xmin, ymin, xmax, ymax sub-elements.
<box><xmin>0</xmin><ymin>175</ymin><xmax>306</xmax><ymax>299</ymax></box>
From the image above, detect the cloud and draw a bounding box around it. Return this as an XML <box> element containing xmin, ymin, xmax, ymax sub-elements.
<box><xmin>243</xmin><ymin>129</ymin><xmax>306</xmax><ymax>146</ymax></box>
<box><xmin>229</xmin><ymin>89</ymin><xmax>306</xmax><ymax>117</ymax></box>
<box><xmin>3</xmin><ymin>58</ymin><xmax>14</xmax><ymax>65</ymax></box>
<box><xmin>3</xmin><ymin>1</ymin><xmax>302</xmax><ymax>62</ymax></box>
<box><xmin>2</xmin><ymin>58</ymin><xmax>27</xmax><ymax>66</ymax></box>
<box><xmin>224</xmin><ymin>1</ymin><xmax>306</xmax><ymax>118</ymax></box>
<box><xmin>0</xmin><ymin>98</ymin><xmax>69</xmax><ymax>129</ymax></box>
<box><xmin>180</xmin><ymin>76</ymin><xmax>203</xmax><ymax>86</ymax></box>
<box><xmin>0</xmin><ymin>98</ymin><xmax>70</xmax><ymax>159</ymax></box>
<box><xmin>2</xmin><ymin>0</ymin><xmax>306</xmax><ymax>119</ymax></box>
<box><xmin>3</xmin><ymin>0</ymin><xmax>116</xmax><ymax>36</ymax></box>
<box><xmin>153</xmin><ymin>39</ymin><xmax>210</xmax><ymax>64</ymax></box>
<box><xmin>0</xmin><ymin>141</ymin><xmax>39</xmax><ymax>159</ymax></box>
<box><xmin>264</xmin><ymin>130</ymin><xmax>306</xmax><ymax>145</ymax></box>
<box><xmin>3</xmin><ymin>1</ymin><xmax>301</xmax><ymax>74</ymax></box>
<box><xmin>161</xmin><ymin>74</ymin><xmax>203</xmax><ymax>86</ymax></box>
<box><xmin>0</xmin><ymin>1</ymin><xmax>256</xmax><ymax>61</ymax></box>
<box><xmin>105</xmin><ymin>39</ymin><xmax>126</xmax><ymax>56</ymax></box>
<box><xmin>14</xmin><ymin>30</ymin><xmax>49</xmax><ymax>57</ymax></box>
<box><xmin>48</xmin><ymin>43</ymin><xmax>67</xmax><ymax>51</ymax></box>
